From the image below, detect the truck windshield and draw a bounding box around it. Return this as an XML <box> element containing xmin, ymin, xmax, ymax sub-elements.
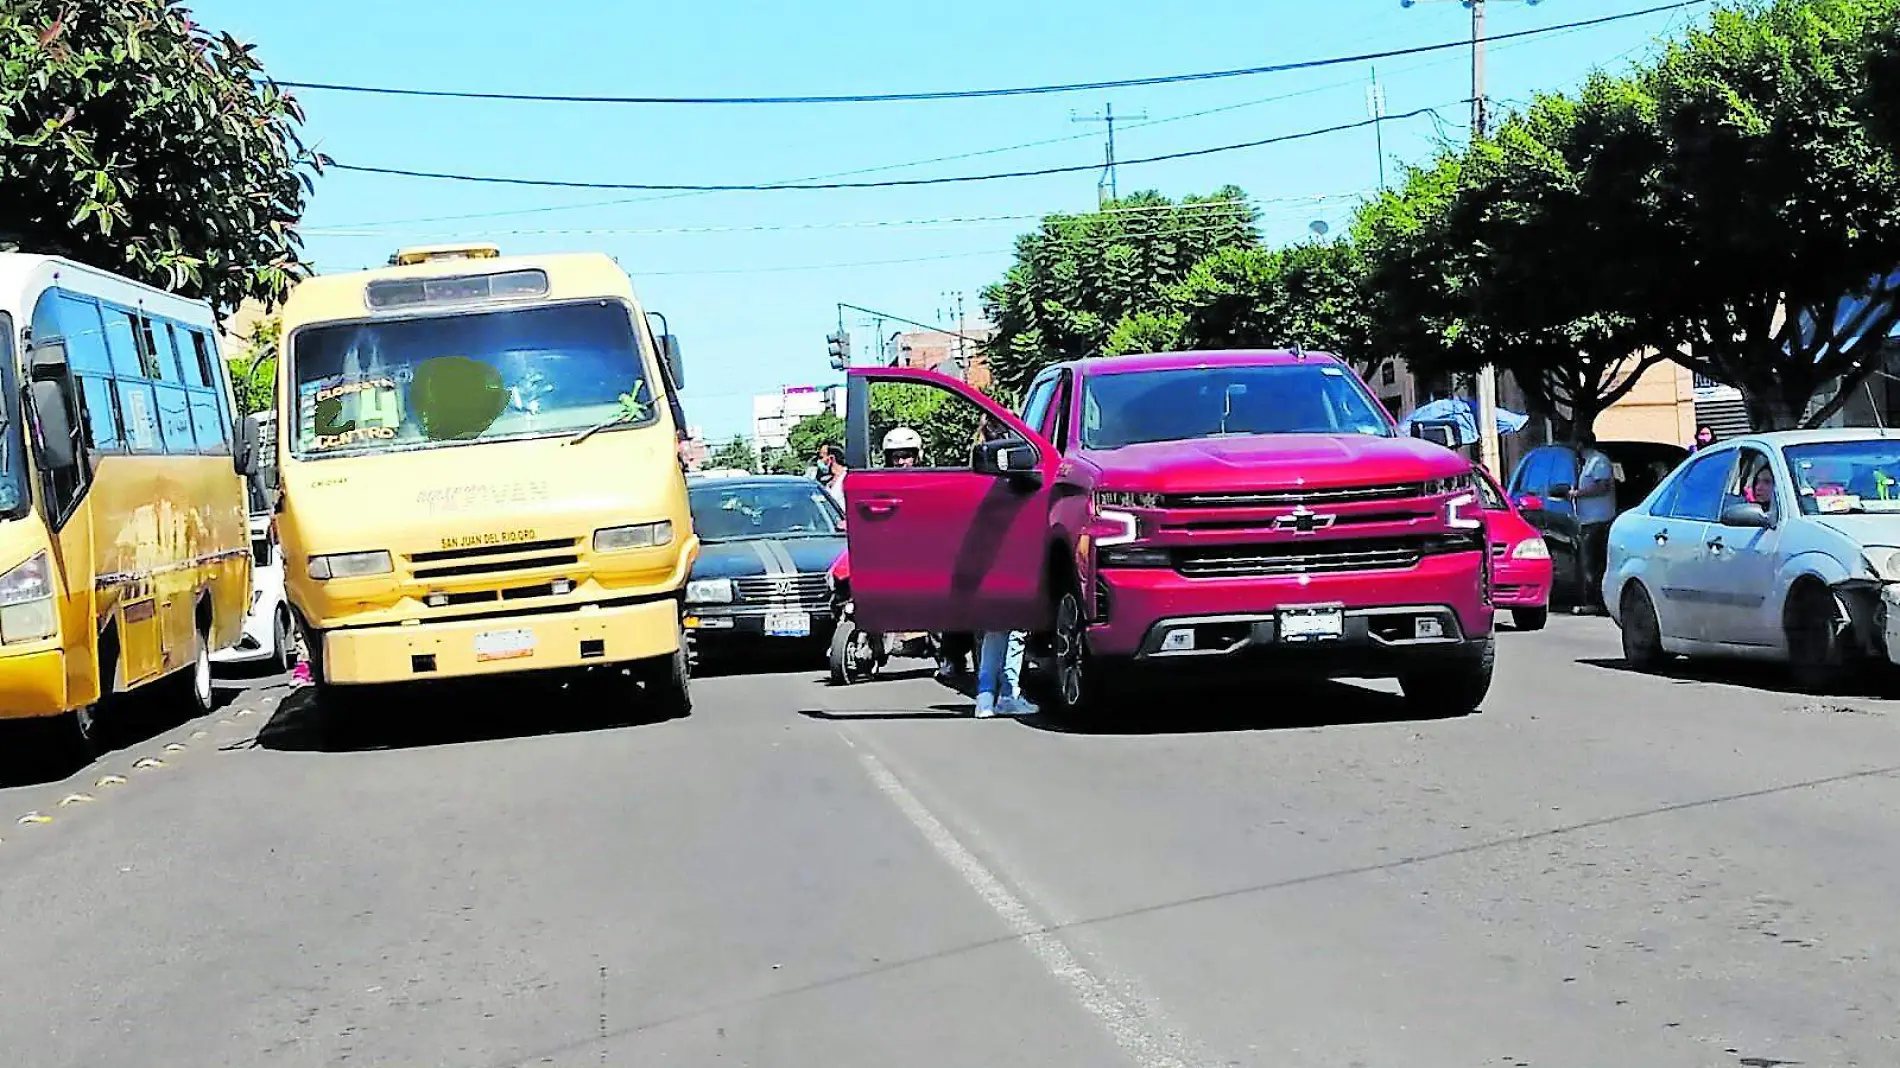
<box><xmin>1081</xmin><ymin>362</ymin><xmax>1392</xmax><ymax>449</ymax></box>
<box><xmin>289</xmin><ymin>300</ymin><xmax>656</xmax><ymax>459</ymax></box>
<box><xmin>689</xmin><ymin>482</ymin><xmax>843</xmax><ymax>542</ymax></box>
<box><xmin>0</xmin><ymin>316</ymin><xmax>28</xmax><ymax>519</ymax></box>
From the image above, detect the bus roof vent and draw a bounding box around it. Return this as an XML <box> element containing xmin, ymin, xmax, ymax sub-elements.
<box><xmin>389</xmin><ymin>243</ymin><xmax>501</xmax><ymax>266</ymax></box>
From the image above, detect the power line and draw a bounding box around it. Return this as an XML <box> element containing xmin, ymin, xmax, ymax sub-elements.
<box><xmin>278</xmin><ymin>0</ymin><xmax>1703</xmax><ymax>107</ymax></box>
<box><xmin>328</xmin><ymin>108</ymin><xmax>1445</xmax><ymax>192</ymax></box>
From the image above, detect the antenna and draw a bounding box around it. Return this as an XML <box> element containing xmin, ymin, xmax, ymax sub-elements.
<box><xmin>1865</xmin><ymin>376</ymin><xmax>1888</xmax><ymax>436</ymax></box>
<box><xmin>1291</xmin><ymin>341</ymin><xmax>1307</xmax><ymax>360</ymax></box>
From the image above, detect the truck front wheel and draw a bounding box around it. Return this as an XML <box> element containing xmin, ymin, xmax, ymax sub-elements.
<box><xmin>1052</xmin><ymin>587</ymin><xmax>1119</xmax><ymax>718</ymax></box>
<box><xmin>1397</xmin><ymin>635</ymin><xmax>1495</xmax><ymax>717</ymax></box>
<box><xmin>637</xmin><ymin>647</ymin><xmax>692</xmax><ymax>719</ymax></box>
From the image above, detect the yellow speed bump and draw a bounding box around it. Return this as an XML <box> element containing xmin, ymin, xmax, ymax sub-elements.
<box><xmin>190</xmin><ymin>730</ymin><xmax>209</xmax><ymax>740</ymax></box>
<box><xmin>132</xmin><ymin>758</ymin><xmax>166</xmax><ymax>770</ymax></box>
<box><xmin>163</xmin><ymin>743</ymin><xmax>187</xmax><ymax>753</ymax></box>
<box><xmin>16</xmin><ymin>812</ymin><xmax>51</xmax><ymax>825</ymax></box>
<box><xmin>96</xmin><ymin>775</ymin><xmax>128</xmax><ymax>788</ymax></box>
<box><xmin>57</xmin><ymin>794</ymin><xmax>94</xmax><ymax>807</ymax></box>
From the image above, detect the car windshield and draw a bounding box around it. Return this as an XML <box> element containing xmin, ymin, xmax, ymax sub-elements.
<box><xmin>0</xmin><ymin>317</ymin><xmax>28</xmax><ymax>519</ymax></box>
<box><xmin>289</xmin><ymin>301</ymin><xmax>656</xmax><ymax>458</ymax></box>
<box><xmin>1081</xmin><ymin>362</ymin><xmax>1391</xmax><ymax>449</ymax></box>
<box><xmin>1784</xmin><ymin>439</ymin><xmax>1900</xmax><ymax>514</ymax></box>
<box><xmin>689</xmin><ymin>482</ymin><xmax>844</xmax><ymax>541</ymax></box>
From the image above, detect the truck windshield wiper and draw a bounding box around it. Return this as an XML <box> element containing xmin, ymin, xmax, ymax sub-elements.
<box><xmin>566</xmin><ymin>410</ymin><xmax>632</xmax><ymax>446</ymax></box>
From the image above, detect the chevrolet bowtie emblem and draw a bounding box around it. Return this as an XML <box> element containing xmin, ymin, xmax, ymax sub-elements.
<box><xmin>1274</xmin><ymin>505</ymin><xmax>1337</xmax><ymax>535</ymax></box>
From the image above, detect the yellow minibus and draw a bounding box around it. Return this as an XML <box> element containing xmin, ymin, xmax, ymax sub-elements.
<box><xmin>0</xmin><ymin>254</ymin><xmax>254</xmax><ymax>758</ymax></box>
<box><xmin>272</xmin><ymin>245</ymin><xmax>698</xmax><ymax>717</ymax></box>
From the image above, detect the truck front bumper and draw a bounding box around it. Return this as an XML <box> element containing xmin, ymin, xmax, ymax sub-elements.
<box><xmin>320</xmin><ymin>597</ymin><xmax>681</xmax><ymax>685</ymax></box>
<box><xmin>1091</xmin><ymin>551</ymin><xmax>1492</xmax><ymax>672</ymax></box>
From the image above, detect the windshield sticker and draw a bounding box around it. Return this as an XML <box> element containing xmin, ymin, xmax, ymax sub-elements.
<box><xmin>316</xmin><ymin>377</ymin><xmax>398</xmax><ymax>403</ymax></box>
<box><xmin>1818</xmin><ymin>492</ymin><xmax>1860</xmax><ymax>514</ymax></box>
<box><xmin>312</xmin><ymin>426</ymin><xmax>397</xmax><ymax>451</ymax></box>
<box><xmin>412</xmin><ymin>355</ymin><xmax>507</xmax><ymax>441</ymax></box>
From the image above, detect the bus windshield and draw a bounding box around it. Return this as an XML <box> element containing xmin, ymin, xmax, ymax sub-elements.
<box><xmin>289</xmin><ymin>300</ymin><xmax>657</xmax><ymax>459</ymax></box>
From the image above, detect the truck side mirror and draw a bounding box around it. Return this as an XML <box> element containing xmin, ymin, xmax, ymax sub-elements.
<box><xmin>660</xmin><ymin>335</ymin><xmax>685</xmax><ymax>391</ymax></box>
<box><xmin>29</xmin><ymin>380</ymin><xmax>76</xmax><ymax>472</ymax></box>
<box><xmin>972</xmin><ymin>438</ymin><xmax>1042</xmax><ymax>487</ymax></box>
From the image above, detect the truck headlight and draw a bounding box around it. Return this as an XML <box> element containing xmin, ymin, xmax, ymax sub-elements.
<box><xmin>685</xmin><ymin>578</ymin><xmax>734</xmax><ymax>604</ymax></box>
<box><xmin>1445</xmin><ymin>490</ymin><xmax>1483</xmax><ymax>530</ymax></box>
<box><xmin>1512</xmin><ymin>537</ymin><xmax>1551</xmax><ymax>560</ymax></box>
<box><xmin>1423</xmin><ymin>472</ymin><xmax>1475</xmax><ymax>495</ymax></box>
<box><xmin>0</xmin><ymin>551</ymin><xmax>57</xmax><ymax>644</ymax></box>
<box><xmin>308</xmin><ymin>550</ymin><xmax>394</xmax><ymax>581</ymax></box>
<box><xmin>595</xmin><ymin>520</ymin><xmax>674</xmax><ymax>552</ymax></box>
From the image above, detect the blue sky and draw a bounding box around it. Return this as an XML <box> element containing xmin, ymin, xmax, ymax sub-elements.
<box><xmin>189</xmin><ymin>0</ymin><xmax>1708</xmax><ymax>441</ymax></box>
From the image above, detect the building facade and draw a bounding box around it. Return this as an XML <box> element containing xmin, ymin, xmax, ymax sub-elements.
<box><xmin>750</xmin><ymin>384</ymin><xmax>846</xmax><ymax>453</ymax></box>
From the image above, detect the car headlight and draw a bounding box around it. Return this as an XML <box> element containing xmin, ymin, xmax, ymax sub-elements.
<box><xmin>1863</xmin><ymin>547</ymin><xmax>1900</xmax><ymax>581</ymax></box>
<box><xmin>1445</xmin><ymin>490</ymin><xmax>1483</xmax><ymax>530</ymax></box>
<box><xmin>685</xmin><ymin>578</ymin><xmax>734</xmax><ymax>604</ymax></box>
<box><xmin>1512</xmin><ymin>537</ymin><xmax>1551</xmax><ymax>560</ymax></box>
<box><xmin>308</xmin><ymin>550</ymin><xmax>393</xmax><ymax>581</ymax></box>
<box><xmin>0</xmin><ymin>551</ymin><xmax>56</xmax><ymax>644</ymax></box>
<box><xmin>1423</xmin><ymin>472</ymin><xmax>1476</xmax><ymax>496</ymax></box>
<box><xmin>595</xmin><ymin>520</ymin><xmax>675</xmax><ymax>553</ymax></box>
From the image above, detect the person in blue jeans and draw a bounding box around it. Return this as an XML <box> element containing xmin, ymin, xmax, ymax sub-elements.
<box><xmin>974</xmin><ymin>630</ymin><xmax>1038</xmax><ymax>718</ymax></box>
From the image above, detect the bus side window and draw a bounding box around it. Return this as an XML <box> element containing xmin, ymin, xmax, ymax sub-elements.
<box><xmin>28</xmin><ymin>290</ymin><xmax>99</xmax><ymax>526</ymax></box>
<box><xmin>191</xmin><ymin>330</ymin><xmax>233</xmax><ymax>446</ymax></box>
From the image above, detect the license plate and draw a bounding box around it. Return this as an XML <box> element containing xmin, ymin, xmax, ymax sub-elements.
<box><xmin>473</xmin><ymin>628</ymin><xmax>535</xmax><ymax>662</ymax></box>
<box><xmin>1279</xmin><ymin>605</ymin><xmax>1344</xmax><ymax>643</ymax></box>
<box><xmin>765</xmin><ymin>612</ymin><xmax>811</xmax><ymax>638</ymax></box>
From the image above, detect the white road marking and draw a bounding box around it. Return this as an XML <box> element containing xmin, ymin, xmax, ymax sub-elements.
<box><xmin>853</xmin><ymin>744</ymin><xmax>1204</xmax><ymax>1068</ymax></box>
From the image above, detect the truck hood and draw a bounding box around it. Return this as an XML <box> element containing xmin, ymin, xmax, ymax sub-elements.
<box><xmin>1082</xmin><ymin>433</ymin><xmax>1468</xmax><ymax>494</ymax></box>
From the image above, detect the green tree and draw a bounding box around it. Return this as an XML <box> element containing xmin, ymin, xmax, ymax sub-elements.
<box><xmin>1635</xmin><ymin>0</ymin><xmax>1900</xmax><ymax>428</ymax></box>
<box><xmin>764</xmin><ymin>411</ymin><xmax>844</xmax><ymax>474</ymax></box>
<box><xmin>981</xmin><ymin>188</ymin><xmax>1261</xmax><ymax>398</ymax></box>
<box><xmin>867</xmin><ymin>383</ymin><xmax>983</xmax><ymax>468</ymax></box>
<box><xmin>1164</xmin><ymin>240</ymin><xmax>1374</xmax><ymax>368</ymax></box>
<box><xmin>226</xmin><ymin>314</ymin><xmax>279</xmax><ymax>418</ymax></box>
<box><xmin>0</xmin><ymin>1</ymin><xmax>320</xmax><ymax>312</ymax></box>
<box><xmin>705</xmin><ymin>437</ymin><xmax>757</xmax><ymax>472</ymax></box>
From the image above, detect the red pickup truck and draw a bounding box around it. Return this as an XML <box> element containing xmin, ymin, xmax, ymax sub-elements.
<box><xmin>840</xmin><ymin>350</ymin><xmax>1495</xmax><ymax>718</ymax></box>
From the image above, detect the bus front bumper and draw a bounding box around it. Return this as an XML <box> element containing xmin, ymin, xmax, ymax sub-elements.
<box><xmin>0</xmin><ymin>649</ymin><xmax>69</xmax><ymax>719</ymax></box>
<box><xmin>320</xmin><ymin>599</ymin><xmax>682</xmax><ymax>685</ymax></box>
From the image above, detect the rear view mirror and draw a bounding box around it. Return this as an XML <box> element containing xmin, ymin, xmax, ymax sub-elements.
<box><xmin>972</xmin><ymin>438</ymin><xmax>1040</xmax><ymax>484</ymax></box>
<box><xmin>660</xmin><ymin>335</ymin><xmax>684</xmax><ymax>391</ymax></box>
<box><xmin>29</xmin><ymin>380</ymin><xmax>75</xmax><ymax>471</ymax></box>
<box><xmin>1547</xmin><ymin>482</ymin><xmax>1574</xmax><ymax>500</ymax></box>
<box><xmin>1720</xmin><ymin>502</ymin><xmax>1773</xmax><ymax>528</ymax></box>
<box><xmin>1410</xmin><ymin>420</ymin><xmax>1457</xmax><ymax>448</ymax></box>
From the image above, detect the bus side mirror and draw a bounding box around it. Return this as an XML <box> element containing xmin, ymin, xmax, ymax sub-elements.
<box><xmin>660</xmin><ymin>334</ymin><xmax>685</xmax><ymax>391</ymax></box>
<box><xmin>29</xmin><ymin>381</ymin><xmax>76</xmax><ymax>472</ymax></box>
<box><xmin>235</xmin><ymin>414</ymin><xmax>261</xmax><ymax>478</ymax></box>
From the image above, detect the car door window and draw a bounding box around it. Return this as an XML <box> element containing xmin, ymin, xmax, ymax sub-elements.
<box><xmin>1668</xmin><ymin>452</ymin><xmax>1735</xmax><ymax>521</ymax></box>
<box><xmin>1049</xmin><ymin>371</ymin><xmax>1074</xmax><ymax>451</ymax></box>
<box><xmin>1019</xmin><ymin>376</ymin><xmax>1059</xmax><ymax>434</ymax></box>
<box><xmin>1513</xmin><ymin>450</ymin><xmax>1552</xmax><ymax>496</ymax></box>
<box><xmin>1723</xmin><ymin>448</ymin><xmax>1779</xmax><ymax>515</ymax></box>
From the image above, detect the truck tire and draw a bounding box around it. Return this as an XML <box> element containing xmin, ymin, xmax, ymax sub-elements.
<box><xmin>1052</xmin><ymin>587</ymin><xmax>1111</xmax><ymax>718</ymax></box>
<box><xmin>273</xmin><ymin>609</ymin><xmax>296</xmax><ymax>676</ymax></box>
<box><xmin>1398</xmin><ymin>635</ymin><xmax>1494</xmax><ymax>717</ymax></box>
<box><xmin>1511</xmin><ymin>606</ymin><xmax>1549</xmax><ymax>632</ymax></box>
<box><xmin>639</xmin><ymin>647</ymin><xmax>693</xmax><ymax>719</ymax></box>
<box><xmin>828</xmin><ymin>618</ymin><xmax>879</xmax><ymax>685</ymax></box>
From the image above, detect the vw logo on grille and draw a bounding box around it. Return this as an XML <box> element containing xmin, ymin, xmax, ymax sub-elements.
<box><xmin>772</xmin><ymin>577</ymin><xmax>797</xmax><ymax>598</ymax></box>
<box><xmin>1273</xmin><ymin>505</ymin><xmax>1337</xmax><ymax>536</ymax></box>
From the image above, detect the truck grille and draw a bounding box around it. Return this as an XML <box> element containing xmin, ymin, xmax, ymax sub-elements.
<box><xmin>734</xmin><ymin>574</ymin><xmax>830</xmax><ymax>609</ymax></box>
<box><xmin>405</xmin><ymin>538</ymin><xmax>583</xmax><ymax>580</ymax></box>
<box><xmin>1176</xmin><ymin>538</ymin><xmax>1426</xmax><ymax>578</ymax></box>
<box><xmin>1163</xmin><ymin>482</ymin><xmax>1426</xmax><ymax>509</ymax></box>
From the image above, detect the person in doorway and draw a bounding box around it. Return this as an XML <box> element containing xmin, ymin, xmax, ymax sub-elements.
<box><xmin>1691</xmin><ymin>424</ymin><xmax>1718</xmax><ymax>454</ymax></box>
<box><xmin>881</xmin><ymin>427</ymin><xmax>923</xmax><ymax>468</ymax></box>
<box><xmin>815</xmin><ymin>443</ymin><xmax>847</xmax><ymax>509</ymax></box>
<box><xmin>1571</xmin><ymin>446</ymin><xmax>1617</xmax><ymax>613</ymax></box>
<box><xmin>974</xmin><ymin>630</ymin><xmax>1038</xmax><ymax>718</ymax></box>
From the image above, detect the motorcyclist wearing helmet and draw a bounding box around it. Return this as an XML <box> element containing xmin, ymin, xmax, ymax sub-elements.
<box><xmin>882</xmin><ymin>427</ymin><xmax>924</xmax><ymax>468</ymax></box>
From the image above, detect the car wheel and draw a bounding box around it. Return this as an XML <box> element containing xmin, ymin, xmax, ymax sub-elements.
<box><xmin>1619</xmin><ymin>583</ymin><xmax>1668</xmax><ymax>672</ymax></box>
<box><xmin>1398</xmin><ymin>636</ymin><xmax>1495</xmax><ymax>717</ymax></box>
<box><xmin>273</xmin><ymin>610</ymin><xmax>295</xmax><ymax>676</ymax></box>
<box><xmin>1786</xmin><ymin>581</ymin><xmax>1852</xmax><ymax>694</ymax></box>
<box><xmin>157</xmin><ymin>622</ymin><xmax>216</xmax><ymax>717</ymax></box>
<box><xmin>829</xmin><ymin>618</ymin><xmax>876</xmax><ymax>685</ymax></box>
<box><xmin>1511</xmin><ymin>606</ymin><xmax>1549</xmax><ymax>632</ymax></box>
<box><xmin>1052</xmin><ymin>586</ymin><xmax>1112</xmax><ymax>717</ymax></box>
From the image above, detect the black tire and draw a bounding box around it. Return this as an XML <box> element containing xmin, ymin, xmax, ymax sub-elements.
<box><xmin>1051</xmin><ymin>586</ymin><xmax>1113</xmax><ymax>717</ymax></box>
<box><xmin>638</xmin><ymin>647</ymin><xmax>692</xmax><ymax>718</ymax></box>
<box><xmin>272</xmin><ymin>609</ymin><xmax>295</xmax><ymax>676</ymax></box>
<box><xmin>155</xmin><ymin>621</ymin><xmax>216</xmax><ymax>718</ymax></box>
<box><xmin>828</xmin><ymin>617</ymin><xmax>876</xmax><ymax>685</ymax></box>
<box><xmin>1786</xmin><ymin>581</ymin><xmax>1852</xmax><ymax>694</ymax></box>
<box><xmin>1398</xmin><ymin>635</ymin><xmax>1495</xmax><ymax>717</ymax></box>
<box><xmin>1511</xmin><ymin>606</ymin><xmax>1549</xmax><ymax>632</ymax></box>
<box><xmin>1618</xmin><ymin>582</ymin><xmax>1668</xmax><ymax>672</ymax></box>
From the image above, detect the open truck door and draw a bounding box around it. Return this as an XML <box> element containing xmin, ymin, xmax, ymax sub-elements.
<box><xmin>842</xmin><ymin>367</ymin><xmax>1057</xmax><ymax>635</ymax></box>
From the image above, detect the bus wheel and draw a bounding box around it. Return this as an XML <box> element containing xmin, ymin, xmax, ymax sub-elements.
<box><xmin>638</xmin><ymin>648</ymin><xmax>692</xmax><ymax>720</ymax></box>
<box><xmin>180</xmin><ymin>624</ymin><xmax>215</xmax><ymax>715</ymax></box>
<box><xmin>272</xmin><ymin>609</ymin><xmax>296</xmax><ymax>676</ymax></box>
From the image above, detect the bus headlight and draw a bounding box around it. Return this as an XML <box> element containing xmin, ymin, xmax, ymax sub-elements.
<box><xmin>595</xmin><ymin>521</ymin><xmax>674</xmax><ymax>553</ymax></box>
<box><xmin>685</xmin><ymin>578</ymin><xmax>734</xmax><ymax>604</ymax></box>
<box><xmin>0</xmin><ymin>551</ymin><xmax>56</xmax><ymax>644</ymax></box>
<box><xmin>308</xmin><ymin>551</ymin><xmax>393</xmax><ymax>581</ymax></box>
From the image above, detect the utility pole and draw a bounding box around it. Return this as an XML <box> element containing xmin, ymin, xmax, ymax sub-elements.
<box><xmin>1398</xmin><ymin>0</ymin><xmax>1535</xmax><ymax>477</ymax></box>
<box><xmin>1071</xmin><ymin>101</ymin><xmax>1148</xmax><ymax>207</ymax></box>
<box><xmin>1367</xmin><ymin>67</ymin><xmax>1389</xmax><ymax>191</ymax></box>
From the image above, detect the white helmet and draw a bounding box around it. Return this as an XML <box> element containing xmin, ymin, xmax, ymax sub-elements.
<box><xmin>882</xmin><ymin>427</ymin><xmax>923</xmax><ymax>453</ymax></box>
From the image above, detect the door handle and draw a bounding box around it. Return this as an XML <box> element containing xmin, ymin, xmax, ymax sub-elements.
<box><xmin>860</xmin><ymin>499</ymin><xmax>900</xmax><ymax>517</ymax></box>
<box><xmin>1707</xmin><ymin>536</ymin><xmax>1724</xmax><ymax>551</ymax></box>
<box><xmin>1654</xmin><ymin>530</ymin><xmax>1669</xmax><ymax>545</ymax></box>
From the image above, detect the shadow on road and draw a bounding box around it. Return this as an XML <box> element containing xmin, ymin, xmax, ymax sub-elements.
<box><xmin>797</xmin><ymin>706</ymin><xmax>970</xmax><ymax>722</ymax></box>
<box><xmin>255</xmin><ymin>670</ymin><xmax>688</xmax><ymax>755</ymax></box>
<box><xmin>0</xmin><ymin>678</ymin><xmax>245</xmax><ymax>789</ymax></box>
<box><xmin>1577</xmin><ymin>655</ymin><xmax>1899</xmax><ymax>699</ymax></box>
<box><xmin>692</xmin><ymin>642</ymin><xmax>830</xmax><ymax>679</ymax></box>
<box><xmin>1018</xmin><ymin>676</ymin><xmax>1470</xmax><ymax>736</ymax></box>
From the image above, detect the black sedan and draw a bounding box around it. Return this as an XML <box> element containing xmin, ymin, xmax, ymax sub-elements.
<box><xmin>683</xmin><ymin>474</ymin><xmax>846</xmax><ymax>656</ymax></box>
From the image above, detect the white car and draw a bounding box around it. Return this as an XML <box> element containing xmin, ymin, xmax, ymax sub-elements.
<box><xmin>1603</xmin><ymin>428</ymin><xmax>1900</xmax><ymax>690</ymax></box>
<box><xmin>212</xmin><ymin>515</ymin><xmax>296</xmax><ymax>675</ymax></box>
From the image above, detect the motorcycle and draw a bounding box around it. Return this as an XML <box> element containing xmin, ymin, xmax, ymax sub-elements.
<box><xmin>826</xmin><ymin>551</ymin><xmax>937</xmax><ymax>684</ymax></box>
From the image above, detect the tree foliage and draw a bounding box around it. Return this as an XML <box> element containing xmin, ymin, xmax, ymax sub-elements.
<box><xmin>704</xmin><ymin>437</ymin><xmax>757</xmax><ymax>473</ymax></box>
<box><xmin>1167</xmin><ymin>241</ymin><xmax>1373</xmax><ymax>366</ymax></box>
<box><xmin>867</xmin><ymin>383</ymin><xmax>983</xmax><ymax>468</ymax></box>
<box><xmin>226</xmin><ymin>314</ymin><xmax>279</xmax><ymax>418</ymax></box>
<box><xmin>980</xmin><ymin>188</ymin><xmax>1260</xmax><ymax>398</ymax></box>
<box><xmin>0</xmin><ymin>0</ymin><xmax>320</xmax><ymax>313</ymax></box>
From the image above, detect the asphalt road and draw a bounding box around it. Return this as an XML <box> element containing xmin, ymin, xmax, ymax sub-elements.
<box><xmin>2</xmin><ymin>617</ymin><xmax>1898</xmax><ymax>1067</ymax></box>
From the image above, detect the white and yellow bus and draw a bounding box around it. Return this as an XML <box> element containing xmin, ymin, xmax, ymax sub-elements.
<box><xmin>273</xmin><ymin>245</ymin><xmax>698</xmax><ymax>716</ymax></box>
<box><xmin>0</xmin><ymin>254</ymin><xmax>254</xmax><ymax>757</ymax></box>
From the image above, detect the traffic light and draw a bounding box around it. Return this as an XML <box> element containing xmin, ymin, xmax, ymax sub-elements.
<box><xmin>826</xmin><ymin>331</ymin><xmax>851</xmax><ymax>370</ymax></box>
